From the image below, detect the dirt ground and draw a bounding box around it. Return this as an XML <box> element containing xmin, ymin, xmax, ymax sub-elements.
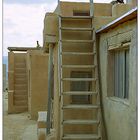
<box><xmin>3</xmin><ymin>92</ymin><xmax>38</xmax><ymax>140</ymax></box>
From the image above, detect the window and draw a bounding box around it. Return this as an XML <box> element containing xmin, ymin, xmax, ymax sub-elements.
<box><xmin>70</xmin><ymin>71</ymin><xmax>91</xmax><ymax>104</ymax></box>
<box><xmin>114</xmin><ymin>49</ymin><xmax>129</xmax><ymax>99</ymax></box>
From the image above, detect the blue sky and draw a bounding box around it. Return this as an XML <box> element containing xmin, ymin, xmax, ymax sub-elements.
<box><xmin>3</xmin><ymin>0</ymin><xmax>112</xmax><ymax>56</ymax></box>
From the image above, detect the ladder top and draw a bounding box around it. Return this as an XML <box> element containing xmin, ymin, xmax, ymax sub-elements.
<box><xmin>60</xmin><ymin>15</ymin><xmax>93</xmax><ymax>19</ymax></box>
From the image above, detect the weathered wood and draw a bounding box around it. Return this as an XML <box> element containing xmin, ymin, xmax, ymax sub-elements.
<box><xmin>62</xmin><ymin>134</ymin><xmax>100</xmax><ymax>139</ymax></box>
<box><xmin>8</xmin><ymin>47</ymin><xmax>40</xmax><ymax>51</ymax></box>
<box><xmin>63</xmin><ymin>105</ymin><xmax>98</xmax><ymax>109</ymax></box>
<box><xmin>63</xmin><ymin>119</ymin><xmax>98</xmax><ymax>125</ymax></box>
<box><xmin>61</xmin><ymin>52</ymin><xmax>95</xmax><ymax>55</ymax></box>
<box><xmin>62</xmin><ymin>65</ymin><xmax>96</xmax><ymax>69</ymax></box>
<box><xmin>60</xmin><ymin>27</ymin><xmax>94</xmax><ymax>31</ymax></box>
<box><xmin>62</xmin><ymin>78</ymin><xmax>97</xmax><ymax>81</ymax></box>
<box><xmin>60</xmin><ymin>16</ymin><xmax>93</xmax><ymax>19</ymax></box>
<box><xmin>59</xmin><ymin>15</ymin><xmax>64</xmax><ymax>140</ymax></box>
<box><xmin>61</xmin><ymin>39</ymin><xmax>94</xmax><ymax>43</ymax></box>
<box><xmin>46</xmin><ymin>44</ymin><xmax>53</xmax><ymax>134</ymax></box>
<box><xmin>62</xmin><ymin>91</ymin><xmax>97</xmax><ymax>95</ymax></box>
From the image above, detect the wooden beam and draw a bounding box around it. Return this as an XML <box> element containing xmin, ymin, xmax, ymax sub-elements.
<box><xmin>8</xmin><ymin>47</ymin><xmax>41</xmax><ymax>52</ymax></box>
<box><xmin>46</xmin><ymin>44</ymin><xmax>54</xmax><ymax>134</ymax></box>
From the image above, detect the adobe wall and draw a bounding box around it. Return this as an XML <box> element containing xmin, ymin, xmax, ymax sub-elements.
<box><xmin>8</xmin><ymin>52</ymin><xmax>28</xmax><ymax>113</ymax></box>
<box><xmin>43</xmin><ymin>2</ymin><xmax>133</xmax><ymax>46</ymax></box>
<box><xmin>59</xmin><ymin>2</ymin><xmax>112</xmax><ymax>17</ymax></box>
<box><xmin>97</xmin><ymin>18</ymin><xmax>137</xmax><ymax>140</ymax></box>
<box><xmin>27</xmin><ymin>50</ymin><xmax>49</xmax><ymax>120</ymax></box>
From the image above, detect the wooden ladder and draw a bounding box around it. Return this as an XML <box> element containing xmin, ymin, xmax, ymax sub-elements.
<box><xmin>58</xmin><ymin>1</ymin><xmax>102</xmax><ymax>140</ymax></box>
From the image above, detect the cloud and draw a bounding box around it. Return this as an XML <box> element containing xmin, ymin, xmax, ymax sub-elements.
<box><xmin>3</xmin><ymin>2</ymin><xmax>57</xmax><ymax>56</ymax></box>
<box><xmin>4</xmin><ymin>0</ymin><xmax>54</xmax><ymax>4</ymax></box>
<box><xmin>4</xmin><ymin>0</ymin><xmax>127</xmax><ymax>56</ymax></box>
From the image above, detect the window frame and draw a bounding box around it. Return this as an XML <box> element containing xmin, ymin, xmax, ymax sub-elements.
<box><xmin>107</xmin><ymin>42</ymin><xmax>130</xmax><ymax>100</ymax></box>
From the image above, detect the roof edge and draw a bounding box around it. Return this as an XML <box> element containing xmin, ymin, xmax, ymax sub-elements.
<box><xmin>96</xmin><ymin>7</ymin><xmax>137</xmax><ymax>34</ymax></box>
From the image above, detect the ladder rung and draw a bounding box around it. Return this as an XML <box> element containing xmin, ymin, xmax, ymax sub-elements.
<box><xmin>62</xmin><ymin>78</ymin><xmax>97</xmax><ymax>81</ymax></box>
<box><xmin>62</xmin><ymin>134</ymin><xmax>100</xmax><ymax>139</ymax></box>
<box><xmin>63</xmin><ymin>105</ymin><xmax>98</xmax><ymax>109</ymax></box>
<box><xmin>60</xmin><ymin>27</ymin><xmax>93</xmax><ymax>31</ymax></box>
<box><xmin>62</xmin><ymin>91</ymin><xmax>97</xmax><ymax>95</ymax></box>
<box><xmin>60</xmin><ymin>16</ymin><xmax>93</xmax><ymax>19</ymax></box>
<box><xmin>61</xmin><ymin>52</ymin><xmax>95</xmax><ymax>55</ymax></box>
<box><xmin>60</xmin><ymin>40</ymin><xmax>94</xmax><ymax>43</ymax></box>
<box><xmin>62</xmin><ymin>65</ymin><xmax>96</xmax><ymax>69</ymax></box>
<box><xmin>63</xmin><ymin>120</ymin><xmax>99</xmax><ymax>125</ymax></box>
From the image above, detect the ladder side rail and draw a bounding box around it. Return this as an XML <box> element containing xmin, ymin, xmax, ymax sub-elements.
<box><xmin>46</xmin><ymin>44</ymin><xmax>54</xmax><ymax>135</ymax></box>
<box><xmin>92</xmin><ymin>30</ymin><xmax>102</xmax><ymax>139</ymax></box>
<box><xmin>59</xmin><ymin>16</ymin><xmax>64</xmax><ymax>140</ymax></box>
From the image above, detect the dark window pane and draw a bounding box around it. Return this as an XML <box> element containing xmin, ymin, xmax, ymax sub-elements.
<box><xmin>114</xmin><ymin>49</ymin><xmax>129</xmax><ymax>99</ymax></box>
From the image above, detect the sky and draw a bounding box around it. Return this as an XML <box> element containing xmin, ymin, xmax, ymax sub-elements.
<box><xmin>3</xmin><ymin>0</ymin><xmax>113</xmax><ymax>56</ymax></box>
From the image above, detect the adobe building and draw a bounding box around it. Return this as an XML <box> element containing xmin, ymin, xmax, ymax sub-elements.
<box><xmin>26</xmin><ymin>50</ymin><xmax>49</xmax><ymax>120</ymax></box>
<box><xmin>7</xmin><ymin>0</ymin><xmax>137</xmax><ymax>140</ymax></box>
<box><xmin>8</xmin><ymin>47</ymin><xmax>49</xmax><ymax>120</ymax></box>
<box><xmin>39</xmin><ymin>0</ymin><xmax>137</xmax><ymax>140</ymax></box>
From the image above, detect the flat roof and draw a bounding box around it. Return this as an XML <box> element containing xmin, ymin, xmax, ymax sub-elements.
<box><xmin>8</xmin><ymin>47</ymin><xmax>41</xmax><ymax>52</ymax></box>
<box><xmin>96</xmin><ymin>7</ymin><xmax>137</xmax><ymax>34</ymax></box>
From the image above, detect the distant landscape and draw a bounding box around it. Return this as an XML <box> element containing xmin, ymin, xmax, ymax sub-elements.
<box><xmin>3</xmin><ymin>56</ymin><xmax>8</xmax><ymax>80</ymax></box>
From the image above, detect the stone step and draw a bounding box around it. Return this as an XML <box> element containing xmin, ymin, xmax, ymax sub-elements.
<box><xmin>37</xmin><ymin>111</ymin><xmax>47</xmax><ymax>129</ymax></box>
<box><xmin>62</xmin><ymin>134</ymin><xmax>100</xmax><ymax>139</ymax></box>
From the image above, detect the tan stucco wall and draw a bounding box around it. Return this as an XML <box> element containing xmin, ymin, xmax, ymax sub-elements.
<box><xmin>112</xmin><ymin>4</ymin><xmax>133</xmax><ymax>17</ymax></box>
<box><xmin>27</xmin><ymin>50</ymin><xmax>49</xmax><ymax>120</ymax></box>
<box><xmin>8</xmin><ymin>52</ymin><xmax>28</xmax><ymax>113</ymax></box>
<box><xmin>43</xmin><ymin>2</ymin><xmax>134</xmax><ymax>47</ymax></box>
<box><xmin>97</xmin><ymin>19</ymin><xmax>137</xmax><ymax>140</ymax></box>
<box><xmin>59</xmin><ymin>2</ymin><xmax>112</xmax><ymax>17</ymax></box>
